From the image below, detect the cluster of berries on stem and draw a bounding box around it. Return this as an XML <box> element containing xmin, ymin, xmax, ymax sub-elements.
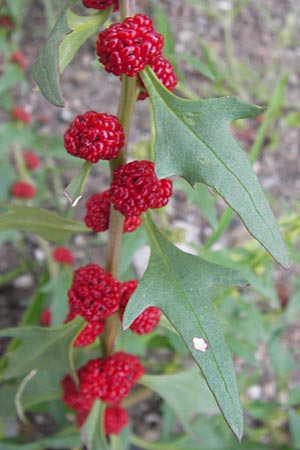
<box><xmin>60</xmin><ymin>1</ymin><xmax>176</xmax><ymax>436</ymax></box>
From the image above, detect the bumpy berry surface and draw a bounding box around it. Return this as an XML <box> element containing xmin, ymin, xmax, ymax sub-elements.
<box><xmin>84</xmin><ymin>190</ymin><xmax>141</xmax><ymax>233</ymax></box>
<box><xmin>105</xmin><ymin>405</ymin><xmax>128</xmax><ymax>434</ymax></box>
<box><xmin>82</xmin><ymin>0</ymin><xmax>118</xmax><ymax>11</ymax></box>
<box><xmin>11</xmin><ymin>181</ymin><xmax>36</xmax><ymax>199</ymax></box>
<box><xmin>84</xmin><ymin>191</ymin><xmax>111</xmax><ymax>232</ymax></box>
<box><xmin>63</xmin><ymin>376</ymin><xmax>128</xmax><ymax>433</ymax></box>
<box><xmin>53</xmin><ymin>246</ymin><xmax>74</xmax><ymax>265</ymax></box>
<box><xmin>23</xmin><ymin>151</ymin><xmax>40</xmax><ymax>170</ymax></box>
<box><xmin>110</xmin><ymin>160</ymin><xmax>172</xmax><ymax>216</ymax></box>
<box><xmin>123</xmin><ymin>214</ymin><xmax>142</xmax><ymax>232</ymax></box>
<box><xmin>120</xmin><ymin>281</ymin><xmax>161</xmax><ymax>335</ymax></box>
<box><xmin>68</xmin><ymin>264</ymin><xmax>121</xmax><ymax>322</ymax></box>
<box><xmin>11</xmin><ymin>107</ymin><xmax>31</xmax><ymax>125</ymax></box>
<box><xmin>138</xmin><ymin>55</ymin><xmax>178</xmax><ymax>100</ymax></box>
<box><xmin>65</xmin><ymin>311</ymin><xmax>105</xmax><ymax>347</ymax></box>
<box><xmin>96</xmin><ymin>14</ymin><xmax>164</xmax><ymax>77</ymax></box>
<box><xmin>64</xmin><ymin>111</ymin><xmax>124</xmax><ymax>163</ymax></box>
<box><xmin>79</xmin><ymin>352</ymin><xmax>144</xmax><ymax>404</ymax></box>
<box><xmin>62</xmin><ymin>374</ymin><xmax>93</xmax><ymax>414</ymax></box>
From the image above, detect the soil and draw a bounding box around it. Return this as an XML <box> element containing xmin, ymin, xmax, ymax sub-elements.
<box><xmin>1</xmin><ymin>0</ymin><xmax>299</xmax><ymax>447</ymax></box>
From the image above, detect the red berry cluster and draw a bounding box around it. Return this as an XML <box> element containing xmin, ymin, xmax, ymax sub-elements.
<box><xmin>11</xmin><ymin>181</ymin><xmax>36</xmax><ymax>199</ymax></box>
<box><xmin>68</xmin><ymin>264</ymin><xmax>121</xmax><ymax>322</ymax></box>
<box><xmin>10</xmin><ymin>51</ymin><xmax>28</xmax><ymax>71</ymax></box>
<box><xmin>23</xmin><ymin>151</ymin><xmax>40</xmax><ymax>171</ymax></box>
<box><xmin>62</xmin><ymin>352</ymin><xmax>143</xmax><ymax>432</ymax></box>
<box><xmin>120</xmin><ymin>281</ymin><xmax>161</xmax><ymax>335</ymax></box>
<box><xmin>64</xmin><ymin>264</ymin><xmax>161</xmax><ymax>346</ymax></box>
<box><xmin>84</xmin><ymin>190</ymin><xmax>141</xmax><ymax>233</ymax></box>
<box><xmin>110</xmin><ymin>160</ymin><xmax>173</xmax><ymax>216</ymax></box>
<box><xmin>138</xmin><ymin>55</ymin><xmax>178</xmax><ymax>100</ymax></box>
<box><xmin>96</xmin><ymin>13</ymin><xmax>177</xmax><ymax>97</ymax></box>
<box><xmin>59</xmin><ymin>7</ymin><xmax>175</xmax><ymax>437</ymax></box>
<box><xmin>64</xmin><ymin>111</ymin><xmax>125</xmax><ymax>163</ymax></box>
<box><xmin>96</xmin><ymin>14</ymin><xmax>164</xmax><ymax>77</ymax></box>
<box><xmin>82</xmin><ymin>0</ymin><xmax>119</xmax><ymax>11</ymax></box>
<box><xmin>53</xmin><ymin>246</ymin><xmax>74</xmax><ymax>265</ymax></box>
<box><xmin>11</xmin><ymin>106</ymin><xmax>32</xmax><ymax>125</ymax></box>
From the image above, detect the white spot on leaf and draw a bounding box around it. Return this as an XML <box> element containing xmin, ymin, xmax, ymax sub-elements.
<box><xmin>193</xmin><ymin>337</ymin><xmax>209</xmax><ymax>352</ymax></box>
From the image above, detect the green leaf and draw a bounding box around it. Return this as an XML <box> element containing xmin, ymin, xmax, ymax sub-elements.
<box><xmin>43</xmin><ymin>270</ymin><xmax>73</xmax><ymax>326</ymax></box>
<box><xmin>123</xmin><ymin>213</ymin><xmax>246</xmax><ymax>440</ymax></box>
<box><xmin>171</xmin><ymin>53</ymin><xmax>215</xmax><ymax>80</ymax></box>
<box><xmin>289</xmin><ymin>410</ymin><xmax>300</xmax><ymax>449</ymax></box>
<box><xmin>0</xmin><ymin>429</ymin><xmax>81</xmax><ymax>450</ymax></box>
<box><xmin>59</xmin><ymin>8</ymin><xmax>111</xmax><ymax>73</ymax></box>
<box><xmin>174</xmin><ymin>180</ymin><xmax>218</xmax><ymax>229</ymax></box>
<box><xmin>32</xmin><ymin>0</ymin><xmax>77</xmax><ymax>106</ymax></box>
<box><xmin>0</xmin><ymin>316</ymin><xmax>85</xmax><ymax>381</ymax></box>
<box><xmin>0</xmin><ymin>64</ymin><xmax>24</xmax><ymax>95</ymax></box>
<box><xmin>141</xmin><ymin>67</ymin><xmax>289</xmax><ymax>268</ymax></box>
<box><xmin>64</xmin><ymin>160</ymin><xmax>92</xmax><ymax>205</ymax></box>
<box><xmin>141</xmin><ymin>368</ymin><xmax>219</xmax><ymax>432</ymax></box>
<box><xmin>0</xmin><ymin>371</ymin><xmax>62</xmax><ymax>417</ymax></box>
<box><xmin>81</xmin><ymin>400</ymin><xmax>109</xmax><ymax>450</ymax></box>
<box><xmin>0</xmin><ymin>123</ymin><xmax>35</xmax><ymax>154</ymax></box>
<box><xmin>0</xmin><ymin>204</ymin><xmax>89</xmax><ymax>244</ymax></box>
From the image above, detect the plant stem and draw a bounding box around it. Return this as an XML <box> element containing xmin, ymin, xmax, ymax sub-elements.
<box><xmin>13</xmin><ymin>143</ymin><xmax>32</xmax><ymax>184</ymax></box>
<box><xmin>102</xmin><ymin>0</ymin><xmax>136</xmax><ymax>357</ymax></box>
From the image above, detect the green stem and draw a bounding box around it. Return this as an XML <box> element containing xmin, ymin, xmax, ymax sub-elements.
<box><xmin>102</xmin><ymin>0</ymin><xmax>136</xmax><ymax>357</ymax></box>
<box><xmin>36</xmin><ymin>236</ymin><xmax>58</xmax><ymax>280</ymax></box>
<box><xmin>13</xmin><ymin>143</ymin><xmax>33</xmax><ymax>184</ymax></box>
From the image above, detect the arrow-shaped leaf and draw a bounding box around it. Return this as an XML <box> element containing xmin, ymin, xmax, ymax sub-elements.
<box><xmin>123</xmin><ymin>213</ymin><xmax>246</xmax><ymax>440</ymax></box>
<box><xmin>140</xmin><ymin>68</ymin><xmax>289</xmax><ymax>268</ymax></box>
<box><xmin>0</xmin><ymin>204</ymin><xmax>89</xmax><ymax>243</ymax></box>
<box><xmin>0</xmin><ymin>316</ymin><xmax>85</xmax><ymax>381</ymax></box>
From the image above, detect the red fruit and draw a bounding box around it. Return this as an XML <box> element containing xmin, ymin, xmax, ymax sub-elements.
<box><xmin>64</xmin><ymin>111</ymin><xmax>124</xmax><ymax>163</ymax></box>
<box><xmin>96</xmin><ymin>14</ymin><xmax>164</xmax><ymax>77</ymax></box>
<box><xmin>68</xmin><ymin>264</ymin><xmax>121</xmax><ymax>322</ymax></box>
<box><xmin>84</xmin><ymin>190</ymin><xmax>141</xmax><ymax>233</ymax></box>
<box><xmin>79</xmin><ymin>352</ymin><xmax>144</xmax><ymax>404</ymax></box>
<box><xmin>105</xmin><ymin>405</ymin><xmax>128</xmax><ymax>434</ymax></box>
<box><xmin>62</xmin><ymin>354</ymin><xmax>143</xmax><ymax>429</ymax></box>
<box><xmin>110</xmin><ymin>160</ymin><xmax>172</xmax><ymax>216</ymax></box>
<box><xmin>11</xmin><ymin>107</ymin><xmax>32</xmax><ymax>125</ymax></box>
<box><xmin>23</xmin><ymin>151</ymin><xmax>40</xmax><ymax>171</ymax></box>
<box><xmin>84</xmin><ymin>191</ymin><xmax>111</xmax><ymax>232</ymax></box>
<box><xmin>10</xmin><ymin>51</ymin><xmax>28</xmax><ymax>70</ymax></box>
<box><xmin>120</xmin><ymin>281</ymin><xmax>161</xmax><ymax>335</ymax></box>
<box><xmin>65</xmin><ymin>311</ymin><xmax>105</xmax><ymax>347</ymax></box>
<box><xmin>0</xmin><ymin>15</ymin><xmax>14</xmax><ymax>29</ymax></box>
<box><xmin>62</xmin><ymin>374</ymin><xmax>94</xmax><ymax>413</ymax></box>
<box><xmin>53</xmin><ymin>246</ymin><xmax>74</xmax><ymax>266</ymax></box>
<box><xmin>40</xmin><ymin>309</ymin><xmax>51</xmax><ymax>326</ymax></box>
<box><xmin>11</xmin><ymin>181</ymin><xmax>36</xmax><ymax>199</ymax></box>
<box><xmin>138</xmin><ymin>55</ymin><xmax>178</xmax><ymax>100</ymax></box>
<box><xmin>123</xmin><ymin>214</ymin><xmax>142</xmax><ymax>232</ymax></box>
<box><xmin>82</xmin><ymin>0</ymin><xmax>119</xmax><ymax>11</ymax></box>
